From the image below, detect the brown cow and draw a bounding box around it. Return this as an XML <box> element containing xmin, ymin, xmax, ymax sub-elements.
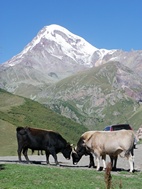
<box><xmin>16</xmin><ymin>127</ymin><xmax>72</xmax><ymax>165</ymax></box>
<box><xmin>72</xmin><ymin>130</ymin><xmax>135</xmax><ymax>172</ymax></box>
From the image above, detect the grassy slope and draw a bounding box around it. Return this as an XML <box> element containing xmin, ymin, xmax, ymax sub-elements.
<box><xmin>0</xmin><ymin>89</ymin><xmax>87</xmax><ymax>156</ymax></box>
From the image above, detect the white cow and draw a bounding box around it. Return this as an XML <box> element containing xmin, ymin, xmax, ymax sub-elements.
<box><xmin>72</xmin><ymin>130</ymin><xmax>135</xmax><ymax>172</ymax></box>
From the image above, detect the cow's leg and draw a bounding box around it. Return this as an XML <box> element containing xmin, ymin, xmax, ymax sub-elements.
<box><xmin>52</xmin><ymin>153</ymin><xmax>59</xmax><ymax>165</ymax></box>
<box><xmin>125</xmin><ymin>148</ymin><xmax>134</xmax><ymax>172</ymax></box>
<box><xmin>96</xmin><ymin>155</ymin><xmax>101</xmax><ymax>171</ymax></box>
<box><xmin>45</xmin><ymin>151</ymin><xmax>50</xmax><ymax>164</ymax></box>
<box><xmin>89</xmin><ymin>154</ymin><xmax>95</xmax><ymax>168</ymax></box>
<box><xmin>47</xmin><ymin>147</ymin><xmax>59</xmax><ymax>165</ymax></box>
<box><xmin>110</xmin><ymin>156</ymin><xmax>113</xmax><ymax>167</ymax></box>
<box><xmin>17</xmin><ymin>146</ymin><xmax>23</xmax><ymax>162</ymax></box>
<box><xmin>102</xmin><ymin>155</ymin><xmax>106</xmax><ymax>170</ymax></box>
<box><xmin>128</xmin><ymin>154</ymin><xmax>134</xmax><ymax>172</ymax></box>
<box><xmin>131</xmin><ymin>148</ymin><xmax>135</xmax><ymax>172</ymax></box>
<box><xmin>23</xmin><ymin>148</ymin><xmax>30</xmax><ymax>163</ymax></box>
<box><xmin>110</xmin><ymin>155</ymin><xmax>117</xmax><ymax>170</ymax></box>
<box><xmin>113</xmin><ymin>156</ymin><xmax>118</xmax><ymax>170</ymax></box>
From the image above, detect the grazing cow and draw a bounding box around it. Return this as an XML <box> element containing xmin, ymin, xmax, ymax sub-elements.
<box><xmin>72</xmin><ymin>133</ymin><xmax>118</xmax><ymax>170</ymax></box>
<box><xmin>16</xmin><ymin>127</ymin><xmax>72</xmax><ymax>165</ymax></box>
<box><xmin>72</xmin><ymin>130</ymin><xmax>135</xmax><ymax>172</ymax></box>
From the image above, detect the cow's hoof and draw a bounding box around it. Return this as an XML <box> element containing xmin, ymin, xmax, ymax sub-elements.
<box><xmin>96</xmin><ymin>169</ymin><xmax>100</xmax><ymax>171</ymax></box>
<box><xmin>27</xmin><ymin>162</ymin><xmax>32</xmax><ymax>164</ymax></box>
<box><xmin>129</xmin><ymin>170</ymin><xmax>134</xmax><ymax>173</ymax></box>
<box><xmin>88</xmin><ymin>164</ymin><xmax>95</xmax><ymax>168</ymax></box>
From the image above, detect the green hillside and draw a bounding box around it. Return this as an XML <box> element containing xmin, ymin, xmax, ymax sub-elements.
<box><xmin>0</xmin><ymin>89</ymin><xmax>87</xmax><ymax>156</ymax></box>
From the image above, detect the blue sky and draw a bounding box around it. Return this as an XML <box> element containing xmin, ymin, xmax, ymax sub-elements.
<box><xmin>0</xmin><ymin>0</ymin><xmax>142</xmax><ymax>64</ymax></box>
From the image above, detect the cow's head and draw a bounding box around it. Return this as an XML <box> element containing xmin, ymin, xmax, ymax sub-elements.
<box><xmin>62</xmin><ymin>143</ymin><xmax>72</xmax><ymax>160</ymax></box>
<box><xmin>72</xmin><ymin>147</ymin><xmax>81</xmax><ymax>165</ymax></box>
<box><xmin>72</xmin><ymin>141</ymin><xmax>90</xmax><ymax>165</ymax></box>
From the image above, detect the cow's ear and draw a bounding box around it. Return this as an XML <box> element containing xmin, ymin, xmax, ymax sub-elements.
<box><xmin>72</xmin><ymin>148</ymin><xmax>77</xmax><ymax>153</ymax></box>
<box><xmin>82</xmin><ymin>140</ymin><xmax>86</xmax><ymax>147</ymax></box>
<box><xmin>70</xmin><ymin>144</ymin><xmax>75</xmax><ymax>150</ymax></box>
<box><xmin>66</xmin><ymin>142</ymin><xmax>73</xmax><ymax>147</ymax></box>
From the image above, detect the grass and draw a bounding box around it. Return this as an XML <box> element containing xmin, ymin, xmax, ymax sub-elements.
<box><xmin>0</xmin><ymin>164</ymin><xmax>142</xmax><ymax>189</ymax></box>
<box><xmin>0</xmin><ymin>119</ymin><xmax>17</xmax><ymax>156</ymax></box>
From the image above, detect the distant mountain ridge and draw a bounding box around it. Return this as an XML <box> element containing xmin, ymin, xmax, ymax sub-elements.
<box><xmin>0</xmin><ymin>24</ymin><xmax>142</xmax><ymax>129</ymax></box>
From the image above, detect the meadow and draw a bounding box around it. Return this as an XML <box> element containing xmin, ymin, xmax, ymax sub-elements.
<box><xmin>0</xmin><ymin>164</ymin><xmax>142</xmax><ymax>189</ymax></box>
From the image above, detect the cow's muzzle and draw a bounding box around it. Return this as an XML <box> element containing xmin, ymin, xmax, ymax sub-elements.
<box><xmin>73</xmin><ymin>162</ymin><xmax>78</xmax><ymax>165</ymax></box>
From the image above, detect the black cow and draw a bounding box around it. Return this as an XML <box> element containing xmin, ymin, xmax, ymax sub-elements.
<box><xmin>72</xmin><ymin>137</ymin><xmax>95</xmax><ymax>168</ymax></box>
<box><xmin>16</xmin><ymin>127</ymin><xmax>72</xmax><ymax>165</ymax></box>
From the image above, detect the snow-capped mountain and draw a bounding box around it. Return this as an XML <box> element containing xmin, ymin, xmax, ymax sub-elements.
<box><xmin>3</xmin><ymin>24</ymin><xmax>116</xmax><ymax>68</ymax></box>
<box><xmin>0</xmin><ymin>24</ymin><xmax>142</xmax><ymax>98</ymax></box>
<box><xmin>21</xmin><ymin>24</ymin><xmax>97</xmax><ymax>66</ymax></box>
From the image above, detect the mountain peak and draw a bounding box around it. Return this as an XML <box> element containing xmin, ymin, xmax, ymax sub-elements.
<box><xmin>44</xmin><ymin>24</ymin><xmax>73</xmax><ymax>34</ymax></box>
<box><xmin>39</xmin><ymin>24</ymin><xmax>98</xmax><ymax>55</ymax></box>
<box><xmin>6</xmin><ymin>24</ymin><xmax>99</xmax><ymax>68</ymax></box>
